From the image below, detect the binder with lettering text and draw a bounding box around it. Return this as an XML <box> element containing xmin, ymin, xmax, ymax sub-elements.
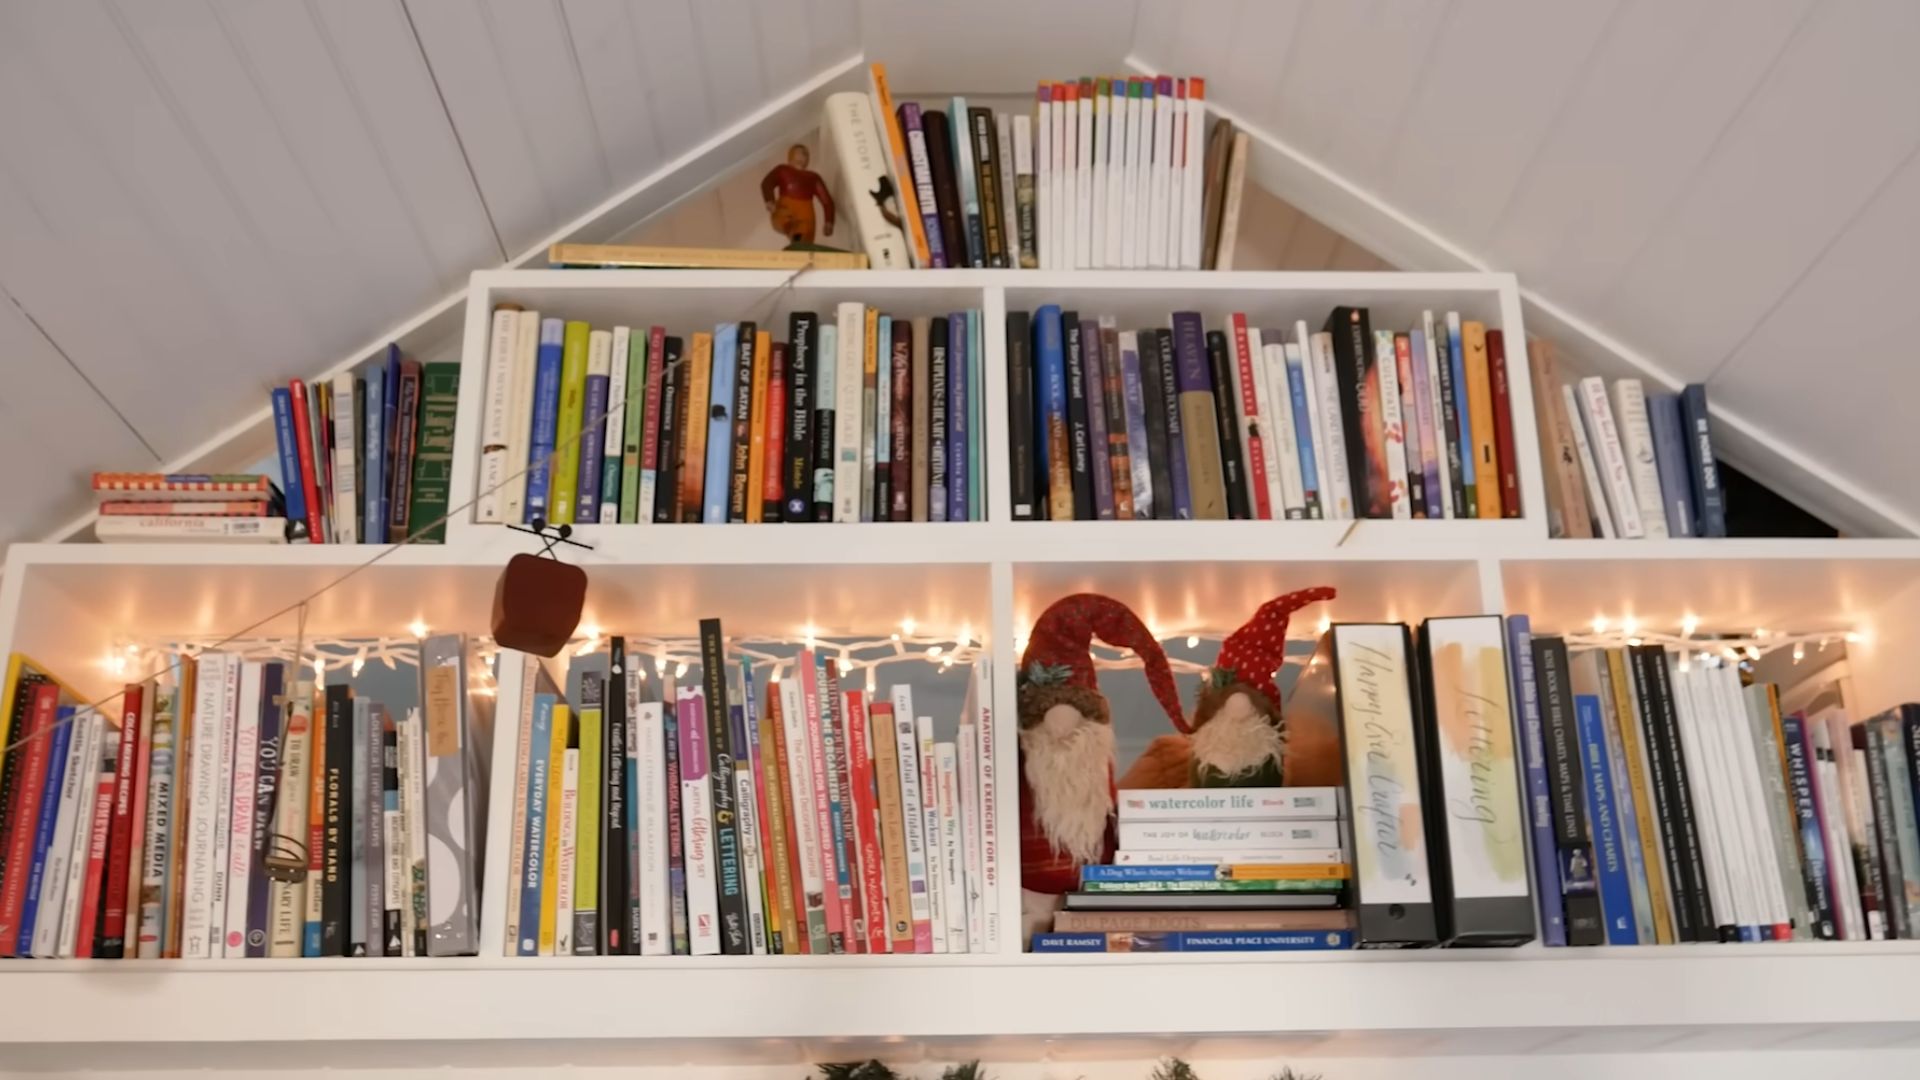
<box><xmin>1415</xmin><ymin>616</ymin><xmax>1535</xmax><ymax>945</ymax></box>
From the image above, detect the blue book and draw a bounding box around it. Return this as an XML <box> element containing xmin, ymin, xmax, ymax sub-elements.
<box><xmin>1575</xmin><ymin>694</ymin><xmax>1637</xmax><ymax>945</ymax></box>
<box><xmin>1031</xmin><ymin>929</ymin><xmax>1354</xmax><ymax>952</ymax></box>
<box><xmin>269</xmin><ymin>388</ymin><xmax>311</xmax><ymax>540</ymax></box>
<box><xmin>1159</xmin><ymin>330</ymin><xmax>1192</xmax><ymax>519</ymax></box>
<box><xmin>1284</xmin><ymin>344</ymin><xmax>1321</xmax><ymax>518</ymax></box>
<box><xmin>968</xmin><ymin>309</ymin><xmax>984</xmax><ymax>520</ymax></box>
<box><xmin>1448</xmin><ymin>316</ymin><xmax>1475</xmax><ymax>508</ymax></box>
<box><xmin>949</xmin><ymin>97</ymin><xmax>987</xmax><ymax>267</ymax></box>
<box><xmin>1507</xmin><ymin>615</ymin><xmax>1566</xmax><ymax>946</ymax></box>
<box><xmin>704</xmin><ymin>323</ymin><xmax>738</xmax><ymax>524</ymax></box>
<box><xmin>17</xmin><ymin>706</ymin><xmax>75</xmax><ymax>954</ymax></box>
<box><xmin>361</xmin><ymin>364</ymin><xmax>385</xmax><ymax>543</ymax></box>
<box><xmin>525</xmin><ymin>319</ymin><xmax>565</xmax><ymax>523</ymax></box>
<box><xmin>577</xmin><ymin>359</ymin><xmax>609</xmax><ymax>524</ymax></box>
<box><xmin>1680</xmin><ymin>384</ymin><xmax>1726</xmax><ymax>537</ymax></box>
<box><xmin>1647</xmin><ymin>392</ymin><xmax>1695</xmax><ymax>537</ymax></box>
<box><xmin>1120</xmin><ymin>332</ymin><xmax>1153</xmax><ymax>518</ymax></box>
<box><xmin>1034</xmin><ymin>306</ymin><xmax>1066</xmax><ymax>512</ymax></box>
<box><xmin>1081</xmin><ymin>865</ymin><xmax>1258</xmax><ymax>883</ymax></box>
<box><xmin>1780</xmin><ymin>714</ymin><xmax>1836</xmax><ymax>938</ymax></box>
<box><xmin>376</xmin><ymin>344</ymin><xmax>401</xmax><ymax>540</ymax></box>
<box><xmin>948</xmin><ymin>312</ymin><xmax>970</xmax><ymax>523</ymax></box>
<box><xmin>1596</xmin><ymin>669</ymin><xmax>1654</xmax><ymax>944</ymax></box>
<box><xmin>515</xmin><ymin>694</ymin><xmax>555</xmax><ymax>956</ymax></box>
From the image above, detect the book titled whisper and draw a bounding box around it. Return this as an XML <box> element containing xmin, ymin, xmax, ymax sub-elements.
<box><xmin>1117</xmin><ymin>787</ymin><xmax>1343</xmax><ymax>821</ymax></box>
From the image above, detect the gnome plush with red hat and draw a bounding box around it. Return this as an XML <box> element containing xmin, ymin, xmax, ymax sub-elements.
<box><xmin>1018</xmin><ymin>593</ymin><xmax>1183</xmax><ymax>939</ymax></box>
<box><xmin>1120</xmin><ymin>587</ymin><xmax>1337</xmax><ymax>791</ymax></box>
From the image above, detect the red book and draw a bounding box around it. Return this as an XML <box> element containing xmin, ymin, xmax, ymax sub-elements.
<box><xmin>767</xmin><ymin>688</ymin><xmax>808</xmax><ymax>954</ymax></box>
<box><xmin>888</xmin><ymin>325</ymin><xmax>912</xmax><ymax>521</ymax></box>
<box><xmin>74</xmin><ymin>735</ymin><xmax>117</xmax><ymax>958</ymax></box>
<box><xmin>762</xmin><ymin>343</ymin><xmax>788</xmax><ymax>521</ymax></box>
<box><xmin>0</xmin><ymin>685</ymin><xmax>59</xmax><ymax>955</ymax></box>
<box><xmin>287</xmin><ymin>380</ymin><xmax>327</xmax><ymax>544</ymax></box>
<box><xmin>1487</xmin><ymin>331</ymin><xmax>1521</xmax><ymax>519</ymax></box>
<box><xmin>842</xmin><ymin>690</ymin><xmax>890</xmax><ymax>954</ymax></box>
<box><xmin>1228</xmin><ymin>313</ymin><xmax>1272</xmax><ymax>519</ymax></box>
<box><xmin>99</xmin><ymin>685</ymin><xmax>144</xmax><ymax>957</ymax></box>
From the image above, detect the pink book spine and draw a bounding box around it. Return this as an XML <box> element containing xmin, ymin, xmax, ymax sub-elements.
<box><xmin>799</xmin><ymin>652</ymin><xmax>842</xmax><ymax>948</ymax></box>
<box><xmin>1230</xmin><ymin>313</ymin><xmax>1271</xmax><ymax>519</ymax></box>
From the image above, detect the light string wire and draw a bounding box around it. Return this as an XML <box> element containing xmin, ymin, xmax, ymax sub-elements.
<box><xmin>2</xmin><ymin>266</ymin><xmax>825</xmax><ymax>757</ymax></box>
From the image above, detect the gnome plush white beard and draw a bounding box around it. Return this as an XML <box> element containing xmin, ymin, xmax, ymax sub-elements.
<box><xmin>1192</xmin><ymin>690</ymin><xmax>1286</xmax><ymax>782</ymax></box>
<box><xmin>1020</xmin><ymin>707</ymin><xmax>1116</xmax><ymax>864</ymax></box>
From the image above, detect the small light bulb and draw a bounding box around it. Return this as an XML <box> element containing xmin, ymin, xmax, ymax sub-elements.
<box><xmin>767</xmin><ymin>669</ymin><xmax>778</xmax><ymax>684</ymax></box>
<box><xmin>351</xmin><ymin>657</ymin><xmax>366</xmax><ymax>677</ymax></box>
<box><xmin>928</xmin><ymin>645</ymin><xmax>944</xmax><ymax>658</ymax></box>
<box><xmin>941</xmin><ymin>657</ymin><xmax>954</xmax><ymax>670</ymax></box>
<box><xmin>1744</xmin><ymin>646</ymin><xmax>1761</xmax><ymax>661</ymax></box>
<box><xmin>1185</xmin><ymin>635</ymin><xmax>1200</xmax><ymax>648</ymax></box>
<box><xmin>1317</xmin><ymin>616</ymin><xmax>1331</xmax><ymax>635</ymax></box>
<box><xmin>1627</xmin><ymin>637</ymin><xmax>1643</xmax><ymax>647</ymax></box>
<box><xmin>803</xmin><ymin>625</ymin><xmax>818</xmax><ymax>647</ymax></box>
<box><xmin>1591</xmin><ymin>616</ymin><xmax>1608</xmax><ymax>634</ymax></box>
<box><xmin>900</xmin><ymin>618</ymin><xmax>916</xmax><ymax>637</ymax></box>
<box><xmin>1793</xmin><ymin>644</ymin><xmax>1806</xmax><ymax>664</ymax></box>
<box><xmin>675</xmin><ymin>661</ymin><xmax>689</xmax><ymax>678</ymax></box>
<box><xmin>1681</xmin><ymin>615</ymin><xmax>1699</xmax><ymax>637</ymax></box>
<box><xmin>1014</xmin><ymin>635</ymin><xmax>1027</xmax><ymax>654</ymax></box>
<box><xmin>865</xmin><ymin>671</ymin><xmax>877</xmax><ymax>694</ymax></box>
<box><xmin>1846</xmin><ymin>631</ymin><xmax>1865</xmax><ymax>644</ymax></box>
<box><xmin>313</xmin><ymin>656</ymin><xmax>325</xmax><ymax>680</ymax></box>
<box><xmin>1678</xmin><ymin>652</ymin><xmax>1692</xmax><ymax>672</ymax></box>
<box><xmin>124</xmin><ymin>643</ymin><xmax>140</xmax><ymax>655</ymax></box>
<box><xmin>958</xmin><ymin>624</ymin><xmax>972</xmax><ymax>645</ymax></box>
<box><xmin>891</xmin><ymin>633</ymin><xmax>900</xmax><ymax>642</ymax></box>
<box><xmin>408</xmin><ymin>619</ymin><xmax>429</xmax><ymax>639</ymax></box>
<box><xmin>1621</xmin><ymin>616</ymin><xmax>1638</xmax><ymax>636</ymax></box>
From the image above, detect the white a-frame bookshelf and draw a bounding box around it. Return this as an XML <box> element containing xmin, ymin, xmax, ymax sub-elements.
<box><xmin>5</xmin><ymin>270</ymin><xmax>1920</xmax><ymax>1068</ymax></box>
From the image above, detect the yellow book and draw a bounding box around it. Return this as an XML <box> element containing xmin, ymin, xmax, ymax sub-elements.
<box><xmin>757</xmin><ymin>703</ymin><xmax>797</xmax><ymax>953</ymax></box>
<box><xmin>745</xmin><ymin>330</ymin><xmax>772</xmax><ymax>524</ymax></box>
<box><xmin>573</xmin><ymin>691</ymin><xmax>602</xmax><ymax>952</ymax></box>
<box><xmin>550</xmin><ymin>321</ymin><xmax>592</xmax><ymax>523</ymax></box>
<box><xmin>539</xmin><ymin>703</ymin><xmax>570</xmax><ymax>956</ymax></box>
<box><xmin>1219</xmin><ymin>862</ymin><xmax>1352</xmax><ymax>881</ymax></box>
<box><xmin>681</xmin><ymin>332</ymin><xmax>713</xmax><ymax>520</ymax></box>
<box><xmin>1462</xmin><ymin>320</ymin><xmax>1501</xmax><ymax>518</ymax></box>
<box><xmin>1605</xmin><ymin>649</ymin><xmax>1674</xmax><ymax>944</ymax></box>
<box><xmin>865</xmin><ymin>63</ymin><xmax>931</xmax><ymax>267</ymax></box>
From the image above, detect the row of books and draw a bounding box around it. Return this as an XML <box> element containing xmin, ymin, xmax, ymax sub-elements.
<box><xmin>268</xmin><ymin>345</ymin><xmax>461</xmax><ymax>545</ymax></box>
<box><xmin>1006</xmin><ymin>307</ymin><xmax>1522</xmax><ymax>521</ymax></box>
<box><xmin>474</xmin><ymin>306</ymin><xmax>990</xmax><ymax>527</ymax></box>
<box><xmin>89</xmin><ymin>473</ymin><xmax>290</xmax><ymax>545</ymax></box>
<box><xmin>842</xmin><ymin>66</ymin><xmax>1221</xmax><ymax>271</ymax></box>
<box><xmin>496</xmin><ymin>628</ymin><xmax>998</xmax><ymax>956</ymax></box>
<box><xmin>1531</xmin><ymin>343</ymin><xmax>1727</xmax><ymax>539</ymax></box>
<box><xmin>1520</xmin><ymin>628</ymin><xmax>1920</xmax><ymax>945</ymax></box>
<box><xmin>0</xmin><ymin>645</ymin><xmax>490</xmax><ymax>959</ymax></box>
<box><xmin>1034</xmin><ymin>788</ymin><xmax>1354</xmax><ymax>953</ymax></box>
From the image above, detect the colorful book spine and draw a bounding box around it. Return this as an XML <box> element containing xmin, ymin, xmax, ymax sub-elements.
<box><xmin>1576</xmin><ymin>694</ymin><xmax>1638</xmax><ymax>945</ymax></box>
<box><xmin>269</xmin><ymin>388</ymin><xmax>311</xmax><ymax>541</ymax></box>
<box><xmin>948</xmin><ymin>312</ymin><xmax>971</xmax><ymax>523</ymax></box>
<box><xmin>525</xmin><ymin>319</ymin><xmax>565</xmax><ymax>524</ymax></box>
<box><xmin>1032</xmin><ymin>929</ymin><xmax>1354</xmax><ymax>952</ymax></box>
<box><xmin>663</xmin><ymin>699</ymin><xmax>689</xmax><ymax>955</ymax></box>
<box><xmin>576</xmin><ymin>329</ymin><xmax>612</xmax><ymax>523</ymax></box>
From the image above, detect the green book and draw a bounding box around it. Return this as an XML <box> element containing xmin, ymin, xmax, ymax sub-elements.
<box><xmin>405</xmin><ymin>363</ymin><xmax>460</xmax><ymax>542</ymax></box>
<box><xmin>572</xmin><ymin>675</ymin><xmax>603</xmax><ymax>954</ymax></box>
<box><xmin>619</xmin><ymin>329</ymin><xmax>648</xmax><ymax>522</ymax></box>
<box><xmin>1079</xmin><ymin>879</ymin><xmax>1347</xmax><ymax>894</ymax></box>
<box><xmin>550</xmin><ymin>320</ymin><xmax>591</xmax><ymax>523</ymax></box>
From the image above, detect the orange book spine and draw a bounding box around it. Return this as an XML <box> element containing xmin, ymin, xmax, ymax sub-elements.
<box><xmin>745</xmin><ymin>330</ymin><xmax>772</xmax><ymax>523</ymax></box>
<box><xmin>867</xmin><ymin>63</ymin><xmax>931</xmax><ymax>268</ymax></box>
<box><xmin>680</xmin><ymin>332</ymin><xmax>713</xmax><ymax>521</ymax></box>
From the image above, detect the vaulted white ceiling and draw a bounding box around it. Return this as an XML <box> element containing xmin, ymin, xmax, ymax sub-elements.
<box><xmin>2</xmin><ymin>0</ymin><xmax>1916</xmax><ymax>548</ymax></box>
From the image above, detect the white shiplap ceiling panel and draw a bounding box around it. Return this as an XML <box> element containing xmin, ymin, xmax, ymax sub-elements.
<box><xmin>1482</xmin><ymin>0</ymin><xmax>1815</xmax><ymax>316</ymax></box>
<box><xmin>1710</xmin><ymin>151</ymin><xmax>1920</xmax><ymax>515</ymax></box>
<box><xmin>1599</xmin><ymin>0</ymin><xmax>1920</xmax><ymax>379</ymax></box>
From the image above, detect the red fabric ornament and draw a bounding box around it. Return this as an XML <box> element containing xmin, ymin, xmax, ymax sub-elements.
<box><xmin>1208</xmin><ymin>586</ymin><xmax>1338</xmax><ymax>718</ymax></box>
